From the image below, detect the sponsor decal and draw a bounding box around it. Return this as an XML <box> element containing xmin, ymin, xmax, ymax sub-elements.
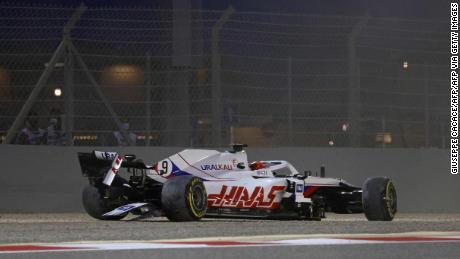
<box><xmin>296</xmin><ymin>184</ymin><xmax>304</xmax><ymax>193</ymax></box>
<box><xmin>102</xmin><ymin>154</ymin><xmax>122</xmax><ymax>186</ymax></box>
<box><xmin>111</xmin><ymin>155</ymin><xmax>122</xmax><ymax>174</ymax></box>
<box><xmin>116</xmin><ymin>204</ymin><xmax>137</xmax><ymax>212</ymax></box>
<box><xmin>152</xmin><ymin>160</ymin><xmax>189</xmax><ymax>179</ymax></box>
<box><xmin>155</xmin><ymin>159</ymin><xmax>173</xmax><ymax>177</ymax></box>
<box><xmin>232</xmin><ymin>159</ymin><xmax>238</xmax><ymax>166</ymax></box>
<box><xmin>103</xmin><ymin>202</ymin><xmax>149</xmax><ymax>216</ymax></box>
<box><xmin>200</xmin><ymin>164</ymin><xmax>234</xmax><ymax>171</ymax></box>
<box><xmin>93</xmin><ymin>151</ymin><xmax>117</xmax><ymax>160</ymax></box>
<box><xmin>103</xmin><ymin>152</ymin><xmax>117</xmax><ymax>160</ymax></box>
<box><xmin>207</xmin><ymin>185</ymin><xmax>285</xmax><ymax>209</ymax></box>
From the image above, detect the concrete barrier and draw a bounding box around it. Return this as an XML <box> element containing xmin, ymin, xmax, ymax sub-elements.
<box><xmin>0</xmin><ymin>145</ymin><xmax>456</xmax><ymax>213</ymax></box>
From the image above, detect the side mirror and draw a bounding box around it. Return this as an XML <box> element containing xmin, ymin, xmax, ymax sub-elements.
<box><xmin>320</xmin><ymin>165</ymin><xmax>326</xmax><ymax>178</ymax></box>
<box><xmin>124</xmin><ymin>154</ymin><xmax>136</xmax><ymax>162</ymax></box>
<box><xmin>236</xmin><ymin>162</ymin><xmax>245</xmax><ymax>169</ymax></box>
<box><xmin>296</xmin><ymin>171</ymin><xmax>309</xmax><ymax>180</ymax></box>
<box><xmin>232</xmin><ymin>143</ymin><xmax>248</xmax><ymax>152</ymax></box>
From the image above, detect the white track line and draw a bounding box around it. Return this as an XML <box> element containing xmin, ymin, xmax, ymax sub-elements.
<box><xmin>1</xmin><ymin>232</ymin><xmax>460</xmax><ymax>254</ymax></box>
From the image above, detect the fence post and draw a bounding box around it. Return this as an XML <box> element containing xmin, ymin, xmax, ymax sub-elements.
<box><xmin>381</xmin><ymin>116</ymin><xmax>386</xmax><ymax>148</ymax></box>
<box><xmin>211</xmin><ymin>6</ymin><xmax>234</xmax><ymax>147</ymax></box>
<box><xmin>145</xmin><ymin>52</ymin><xmax>152</xmax><ymax>146</ymax></box>
<box><xmin>347</xmin><ymin>15</ymin><xmax>368</xmax><ymax>148</ymax></box>
<box><xmin>3</xmin><ymin>3</ymin><xmax>87</xmax><ymax>144</ymax></box>
<box><xmin>3</xmin><ymin>42</ymin><xmax>66</xmax><ymax>144</ymax></box>
<box><xmin>424</xmin><ymin>62</ymin><xmax>430</xmax><ymax>147</ymax></box>
<box><xmin>287</xmin><ymin>57</ymin><xmax>293</xmax><ymax>146</ymax></box>
<box><xmin>63</xmin><ymin>44</ymin><xmax>74</xmax><ymax>146</ymax></box>
<box><xmin>62</xmin><ymin>3</ymin><xmax>86</xmax><ymax>146</ymax></box>
<box><xmin>68</xmin><ymin>41</ymin><xmax>135</xmax><ymax>146</ymax></box>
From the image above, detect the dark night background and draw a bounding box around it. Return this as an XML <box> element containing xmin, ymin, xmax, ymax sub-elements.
<box><xmin>0</xmin><ymin>0</ymin><xmax>450</xmax><ymax>147</ymax></box>
<box><xmin>9</xmin><ymin>0</ymin><xmax>446</xmax><ymax>20</ymax></box>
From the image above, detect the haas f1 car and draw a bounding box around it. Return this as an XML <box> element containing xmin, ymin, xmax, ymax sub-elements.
<box><xmin>78</xmin><ymin>144</ymin><xmax>397</xmax><ymax>221</ymax></box>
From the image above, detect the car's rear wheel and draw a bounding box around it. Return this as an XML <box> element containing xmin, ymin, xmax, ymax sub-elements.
<box><xmin>82</xmin><ymin>185</ymin><xmax>127</xmax><ymax>220</ymax></box>
<box><xmin>161</xmin><ymin>176</ymin><xmax>207</xmax><ymax>221</ymax></box>
<box><xmin>362</xmin><ymin>177</ymin><xmax>397</xmax><ymax>221</ymax></box>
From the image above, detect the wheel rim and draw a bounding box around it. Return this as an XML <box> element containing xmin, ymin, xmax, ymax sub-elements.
<box><xmin>191</xmin><ymin>184</ymin><xmax>206</xmax><ymax>211</ymax></box>
<box><xmin>385</xmin><ymin>182</ymin><xmax>397</xmax><ymax>216</ymax></box>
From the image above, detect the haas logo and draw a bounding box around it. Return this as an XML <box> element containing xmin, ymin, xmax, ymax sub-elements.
<box><xmin>111</xmin><ymin>155</ymin><xmax>122</xmax><ymax>174</ymax></box>
<box><xmin>207</xmin><ymin>185</ymin><xmax>285</xmax><ymax>209</ymax></box>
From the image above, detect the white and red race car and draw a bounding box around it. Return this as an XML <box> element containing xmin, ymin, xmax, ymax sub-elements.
<box><xmin>78</xmin><ymin>144</ymin><xmax>397</xmax><ymax>221</ymax></box>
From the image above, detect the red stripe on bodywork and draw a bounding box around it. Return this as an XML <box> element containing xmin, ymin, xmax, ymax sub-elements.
<box><xmin>303</xmin><ymin>186</ymin><xmax>319</xmax><ymax>198</ymax></box>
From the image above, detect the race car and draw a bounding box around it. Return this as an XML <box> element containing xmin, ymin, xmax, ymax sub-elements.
<box><xmin>77</xmin><ymin>144</ymin><xmax>397</xmax><ymax>221</ymax></box>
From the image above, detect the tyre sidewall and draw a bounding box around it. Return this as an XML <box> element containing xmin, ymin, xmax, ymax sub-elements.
<box><xmin>362</xmin><ymin>177</ymin><xmax>397</xmax><ymax>221</ymax></box>
<box><xmin>82</xmin><ymin>185</ymin><xmax>127</xmax><ymax>220</ymax></box>
<box><xmin>161</xmin><ymin>176</ymin><xmax>207</xmax><ymax>221</ymax></box>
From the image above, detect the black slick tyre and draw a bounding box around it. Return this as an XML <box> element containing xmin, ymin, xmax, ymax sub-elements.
<box><xmin>362</xmin><ymin>177</ymin><xmax>397</xmax><ymax>221</ymax></box>
<box><xmin>82</xmin><ymin>185</ymin><xmax>127</xmax><ymax>220</ymax></box>
<box><xmin>161</xmin><ymin>176</ymin><xmax>207</xmax><ymax>221</ymax></box>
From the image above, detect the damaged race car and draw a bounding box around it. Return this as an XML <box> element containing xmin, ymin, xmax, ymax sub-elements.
<box><xmin>77</xmin><ymin>144</ymin><xmax>397</xmax><ymax>221</ymax></box>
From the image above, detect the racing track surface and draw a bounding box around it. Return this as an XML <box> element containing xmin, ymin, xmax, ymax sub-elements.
<box><xmin>0</xmin><ymin>213</ymin><xmax>459</xmax><ymax>259</ymax></box>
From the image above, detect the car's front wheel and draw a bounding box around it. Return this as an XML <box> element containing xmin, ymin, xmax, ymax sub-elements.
<box><xmin>362</xmin><ymin>177</ymin><xmax>397</xmax><ymax>221</ymax></box>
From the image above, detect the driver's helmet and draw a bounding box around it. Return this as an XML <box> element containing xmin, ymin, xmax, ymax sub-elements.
<box><xmin>249</xmin><ymin>161</ymin><xmax>265</xmax><ymax>170</ymax></box>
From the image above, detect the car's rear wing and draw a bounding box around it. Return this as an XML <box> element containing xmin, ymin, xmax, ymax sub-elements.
<box><xmin>78</xmin><ymin>151</ymin><xmax>148</xmax><ymax>186</ymax></box>
<box><xmin>77</xmin><ymin>152</ymin><xmax>113</xmax><ymax>178</ymax></box>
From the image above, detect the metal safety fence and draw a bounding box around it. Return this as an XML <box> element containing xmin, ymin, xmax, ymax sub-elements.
<box><xmin>0</xmin><ymin>4</ymin><xmax>449</xmax><ymax>147</ymax></box>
